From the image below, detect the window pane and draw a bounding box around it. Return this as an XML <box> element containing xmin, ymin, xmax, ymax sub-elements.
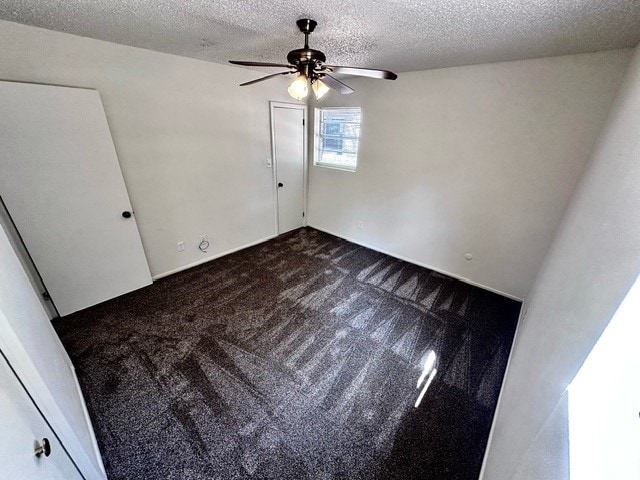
<box><xmin>316</xmin><ymin>108</ymin><xmax>361</xmax><ymax>171</ymax></box>
<box><xmin>342</xmin><ymin>139</ymin><xmax>359</xmax><ymax>153</ymax></box>
<box><xmin>323</xmin><ymin>138</ymin><xmax>343</xmax><ymax>151</ymax></box>
<box><xmin>323</xmin><ymin>122</ymin><xmax>342</xmax><ymax>135</ymax></box>
<box><xmin>342</xmin><ymin>123</ymin><xmax>360</xmax><ymax>137</ymax></box>
<box><xmin>319</xmin><ymin>151</ymin><xmax>357</xmax><ymax>169</ymax></box>
<box><xmin>322</xmin><ymin>110</ymin><xmax>360</xmax><ymax>123</ymax></box>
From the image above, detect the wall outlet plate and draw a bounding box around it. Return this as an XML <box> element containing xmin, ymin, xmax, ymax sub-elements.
<box><xmin>177</xmin><ymin>241</ymin><xmax>185</xmax><ymax>252</ymax></box>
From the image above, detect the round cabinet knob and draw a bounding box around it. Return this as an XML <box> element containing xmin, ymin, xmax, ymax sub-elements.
<box><xmin>278</xmin><ymin>183</ymin><xmax>284</xmax><ymax>188</ymax></box>
<box><xmin>122</xmin><ymin>211</ymin><xmax>132</xmax><ymax>218</ymax></box>
<box><xmin>34</xmin><ymin>438</ymin><xmax>51</xmax><ymax>457</ymax></box>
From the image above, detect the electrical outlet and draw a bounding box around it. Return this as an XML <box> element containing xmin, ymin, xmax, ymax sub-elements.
<box><xmin>177</xmin><ymin>241</ymin><xmax>185</xmax><ymax>252</ymax></box>
<box><xmin>358</xmin><ymin>220</ymin><xmax>365</xmax><ymax>230</ymax></box>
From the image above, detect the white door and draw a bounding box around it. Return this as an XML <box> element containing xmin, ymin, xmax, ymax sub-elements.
<box><xmin>0</xmin><ymin>353</ymin><xmax>83</xmax><ymax>480</ymax></box>
<box><xmin>0</xmin><ymin>223</ymin><xmax>106</xmax><ymax>479</ymax></box>
<box><xmin>273</xmin><ymin>105</ymin><xmax>305</xmax><ymax>234</ymax></box>
<box><xmin>0</xmin><ymin>81</ymin><xmax>152</xmax><ymax>316</ymax></box>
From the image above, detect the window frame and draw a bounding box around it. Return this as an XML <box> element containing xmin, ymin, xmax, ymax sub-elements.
<box><xmin>313</xmin><ymin>107</ymin><xmax>362</xmax><ymax>172</ymax></box>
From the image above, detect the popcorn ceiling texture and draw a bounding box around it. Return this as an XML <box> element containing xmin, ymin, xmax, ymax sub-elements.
<box><xmin>0</xmin><ymin>0</ymin><xmax>638</xmax><ymax>72</ymax></box>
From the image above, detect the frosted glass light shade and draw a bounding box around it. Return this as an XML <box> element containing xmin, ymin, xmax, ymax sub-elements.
<box><xmin>288</xmin><ymin>74</ymin><xmax>308</xmax><ymax>100</ymax></box>
<box><xmin>312</xmin><ymin>79</ymin><xmax>330</xmax><ymax>100</ymax></box>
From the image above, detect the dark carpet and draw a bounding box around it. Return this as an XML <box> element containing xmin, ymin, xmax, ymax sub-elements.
<box><xmin>54</xmin><ymin>227</ymin><xmax>520</xmax><ymax>480</ymax></box>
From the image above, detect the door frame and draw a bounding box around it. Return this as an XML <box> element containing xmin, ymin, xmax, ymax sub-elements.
<box><xmin>269</xmin><ymin>101</ymin><xmax>308</xmax><ymax>235</ymax></box>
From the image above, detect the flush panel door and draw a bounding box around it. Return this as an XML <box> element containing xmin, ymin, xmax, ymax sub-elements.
<box><xmin>0</xmin><ymin>352</ymin><xmax>83</xmax><ymax>479</ymax></box>
<box><xmin>273</xmin><ymin>105</ymin><xmax>305</xmax><ymax>234</ymax></box>
<box><xmin>0</xmin><ymin>81</ymin><xmax>151</xmax><ymax>316</ymax></box>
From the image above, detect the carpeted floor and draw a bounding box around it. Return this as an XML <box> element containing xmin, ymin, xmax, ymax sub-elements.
<box><xmin>54</xmin><ymin>227</ymin><xmax>520</xmax><ymax>480</ymax></box>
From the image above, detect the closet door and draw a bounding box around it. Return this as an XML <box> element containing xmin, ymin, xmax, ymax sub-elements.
<box><xmin>272</xmin><ymin>104</ymin><xmax>306</xmax><ymax>234</ymax></box>
<box><xmin>0</xmin><ymin>353</ymin><xmax>83</xmax><ymax>479</ymax></box>
<box><xmin>0</xmin><ymin>81</ymin><xmax>151</xmax><ymax>316</ymax></box>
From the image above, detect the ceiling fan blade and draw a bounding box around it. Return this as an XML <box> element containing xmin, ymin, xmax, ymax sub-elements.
<box><xmin>325</xmin><ymin>65</ymin><xmax>397</xmax><ymax>80</ymax></box>
<box><xmin>240</xmin><ymin>71</ymin><xmax>293</xmax><ymax>86</ymax></box>
<box><xmin>229</xmin><ymin>60</ymin><xmax>293</xmax><ymax>68</ymax></box>
<box><xmin>321</xmin><ymin>74</ymin><xmax>355</xmax><ymax>95</ymax></box>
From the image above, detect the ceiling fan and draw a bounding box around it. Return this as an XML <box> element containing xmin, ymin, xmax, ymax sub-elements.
<box><xmin>229</xmin><ymin>19</ymin><xmax>397</xmax><ymax>100</ymax></box>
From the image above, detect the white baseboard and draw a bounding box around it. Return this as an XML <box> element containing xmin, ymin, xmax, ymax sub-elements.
<box><xmin>151</xmin><ymin>234</ymin><xmax>277</xmax><ymax>281</ymax></box>
<box><xmin>152</xmin><ymin>225</ymin><xmax>523</xmax><ymax>302</ymax></box>
<box><xmin>307</xmin><ymin>223</ymin><xmax>523</xmax><ymax>302</ymax></box>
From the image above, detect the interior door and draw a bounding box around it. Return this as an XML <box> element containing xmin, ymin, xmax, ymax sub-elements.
<box><xmin>0</xmin><ymin>352</ymin><xmax>83</xmax><ymax>480</ymax></box>
<box><xmin>0</xmin><ymin>81</ymin><xmax>152</xmax><ymax>316</ymax></box>
<box><xmin>273</xmin><ymin>105</ymin><xmax>305</xmax><ymax>234</ymax></box>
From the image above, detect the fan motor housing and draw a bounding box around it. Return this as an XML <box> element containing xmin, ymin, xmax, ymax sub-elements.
<box><xmin>287</xmin><ymin>48</ymin><xmax>326</xmax><ymax>66</ymax></box>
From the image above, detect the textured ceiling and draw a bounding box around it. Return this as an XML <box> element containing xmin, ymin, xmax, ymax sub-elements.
<box><xmin>1</xmin><ymin>1</ymin><xmax>639</xmax><ymax>73</ymax></box>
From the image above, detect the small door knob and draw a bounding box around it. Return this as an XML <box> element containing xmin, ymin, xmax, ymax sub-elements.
<box><xmin>122</xmin><ymin>211</ymin><xmax>132</xmax><ymax>218</ymax></box>
<box><xmin>278</xmin><ymin>182</ymin><xmax>284</xmax><ymax>188</ymax></box>
<box><xmin>34</xmin><ymin>438</ymin><xmax>51</xmax><ymax>457</ymax></box>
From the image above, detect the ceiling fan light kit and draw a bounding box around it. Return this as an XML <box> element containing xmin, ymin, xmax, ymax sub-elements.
<box><xmin>287</xmin><ymin>73</ymin><xmax>309</xmax><ymax>100</ymax></box>
<box><xmin>312</xmin><ymin>79</ymin><xmax>330</xmax><ymax>100</ymax></box>
<box><xmin>229</xmin><ymin>19</ymin><xmax>398</xmax><ymax>101</ymax></box>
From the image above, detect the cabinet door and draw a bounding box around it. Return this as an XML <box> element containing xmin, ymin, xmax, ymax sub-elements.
<box><xmin>0</xmin><ymin>354</ymin><xmax>83</xmax><ymax>480</ymax></box>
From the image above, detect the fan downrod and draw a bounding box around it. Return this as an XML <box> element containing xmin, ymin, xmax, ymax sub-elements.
<box><xmin>288</xmin><ymin>18</ymin><xmax>325</xmax><ymax>66</ymax></box>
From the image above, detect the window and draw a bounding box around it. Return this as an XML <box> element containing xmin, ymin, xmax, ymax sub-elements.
<box><xmin>314</xmin><ymin>107</ymin><xmax>361</xmax><ymax>171</ymax></box>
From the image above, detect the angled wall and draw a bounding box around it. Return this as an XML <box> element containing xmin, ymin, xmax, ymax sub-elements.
<box><xmin>481</xmin><ymin>44</ymin><xmax>640</xmax><ymax>479</ymax></box>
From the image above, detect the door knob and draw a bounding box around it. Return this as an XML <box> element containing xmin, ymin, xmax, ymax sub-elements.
<box><xmin>278</xmin><ymin>183</ymin><xmax>284</xmax><ymax>188</ymax></box>
<box><xmin>122</xmin><ymin>211</ymin><xmax>132</xmax><ymax>218</ymax></box>
<box><xmin>34</xmin><ymin>438</ymin><xmax>51</xmax><ymax>457</ymax></box>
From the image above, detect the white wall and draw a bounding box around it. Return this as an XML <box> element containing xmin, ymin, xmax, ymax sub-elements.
<box><xmin>568</xmin><ymin>275</ymin><xmax>640</xmax><ymax>480</ymax></box>
<box><xmin>308</xmin><ymin>50</ymin><xmax>632</xmax><ymax>299</ymax></box>
<box><xmin>0</xmin><ymin>19</ymin><xmax>298</xmax><ymax>281</ymax></box>
<box><xmin>0</xmin><ymin>223</ymin><xmax>106</xmax><ymax>479</ymax></box>
<box><xmin>512</xmin><ymin>392</ymin><xmax>569</xmax><ymax>480</ymax></box>
<box><xmin>481</xmin><ymin>44</ymin><xmax>640</xmax><ymax>479</ymax></box>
